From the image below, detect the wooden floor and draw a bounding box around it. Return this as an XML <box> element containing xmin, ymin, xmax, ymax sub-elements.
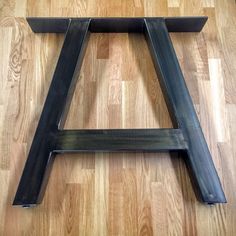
<box><xmin>1</xmin><ymin>0</ymin><xmax>236</xmax><ymax>235</ymax></box>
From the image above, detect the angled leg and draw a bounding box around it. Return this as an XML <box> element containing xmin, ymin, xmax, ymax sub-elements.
<box><xmin>13</xmin><ymin>19</ymin><xmax>90</xmax><ymax>206</ymax></box>
<box><xmin>144</xmin><ymin>19</ymin><xmax>226</xmax><ymax>203</ymax></box>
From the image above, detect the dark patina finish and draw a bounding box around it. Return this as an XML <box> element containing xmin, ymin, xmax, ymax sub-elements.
<box><xmin>13</xmin><ymin>17</ymin><xmax>226</xmax><ymax>207</ymax></box>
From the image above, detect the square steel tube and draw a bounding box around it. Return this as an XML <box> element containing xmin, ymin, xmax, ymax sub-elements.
<box><xmin>13</xmin><ymin>17</ymin><xmax>226</xmax><ymax>207</ymax></box>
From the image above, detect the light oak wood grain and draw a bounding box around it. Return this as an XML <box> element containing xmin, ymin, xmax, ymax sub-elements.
<box><xmin>0</xmin><ymin>0</ymin><xmax>236</xmax><ymax>235</ymax></box>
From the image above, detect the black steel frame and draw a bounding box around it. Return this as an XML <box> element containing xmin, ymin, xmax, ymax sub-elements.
<box><xmin>13</xmin><ymin>17</ymin><xmax>226</xmax><ymax>207</ymax></box>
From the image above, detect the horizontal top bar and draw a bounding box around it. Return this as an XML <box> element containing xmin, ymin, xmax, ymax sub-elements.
<box><xmin>27</xmin><ymin>17</ymin><xmax>208</xmax><ymax>33</ymax></box>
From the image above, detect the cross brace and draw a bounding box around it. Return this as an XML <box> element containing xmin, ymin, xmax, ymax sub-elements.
<box><xmin>13</xmin><ymin>17</ymin><xmax>226</xmax><ymax>207</ymax></box>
